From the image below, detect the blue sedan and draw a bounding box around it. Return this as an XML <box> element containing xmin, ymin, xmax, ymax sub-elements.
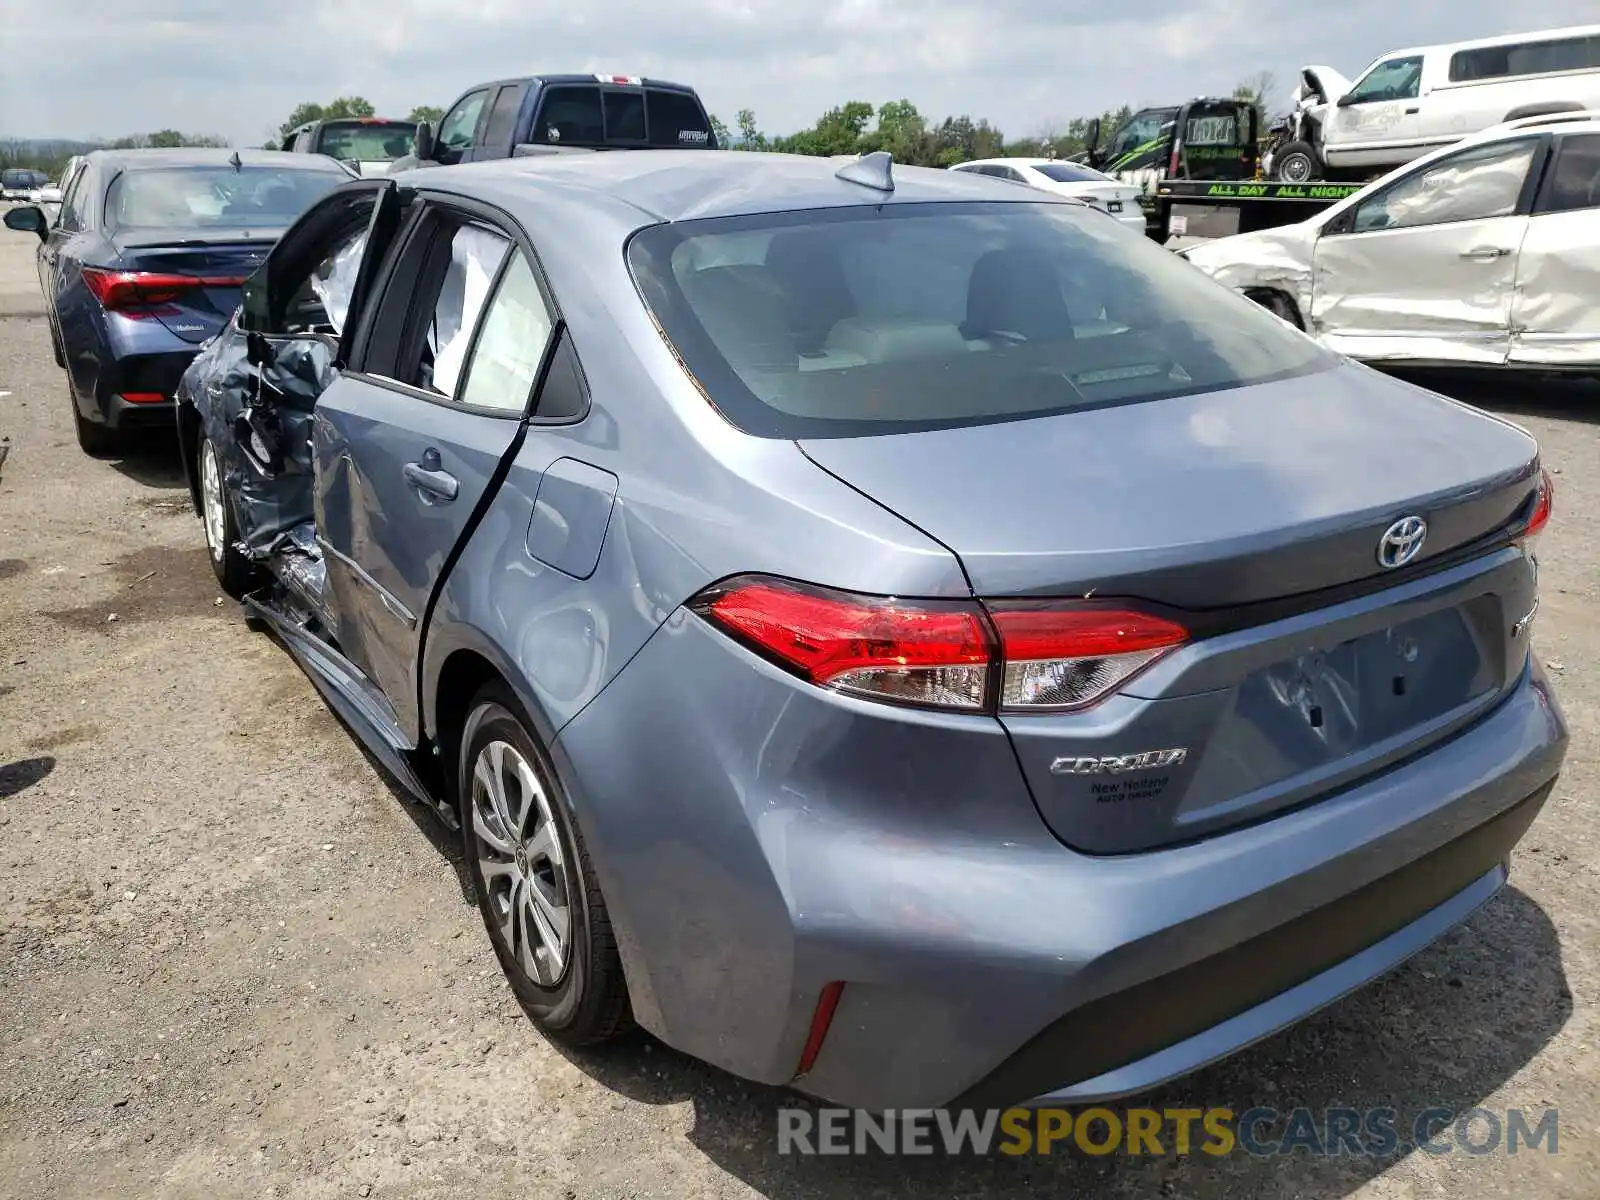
<box><xmin>4</xmin><ymin>148</ymin><xmax>350</xmax><ymax>455</ymax></box>
<box><xmin>176</xmin><ymin>150</ymin><xmax>1564</xmax><ymax>1111</ymax></box>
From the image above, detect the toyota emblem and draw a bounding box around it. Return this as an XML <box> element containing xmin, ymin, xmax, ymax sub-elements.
<box><xmin>1377</xmin><ymin>516</ymin><xmax>1427</xmax><ymax>569</ymax></box>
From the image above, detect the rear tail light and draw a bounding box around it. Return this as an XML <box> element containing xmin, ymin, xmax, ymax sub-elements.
<box><xmin>988</xmin><ymin>605</ymin><xmax>1189</xmax><ymax>710</ymax></box>
<box><xmin>1521</xmin><ymin>468</ymin><xmax>1553</xmax><ymax>544</ymax></box>
<box><xmin>691</xmin><ymin>576</ymin><xmax>1188</xmax><ymax>713</ymax></box>
<box><xmin>82</xmin><ymin>267</ymin><xmax>245</xmax><ymax>313</ymax></box>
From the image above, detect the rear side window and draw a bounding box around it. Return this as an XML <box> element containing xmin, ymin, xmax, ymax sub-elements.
<box><xmin>1451</xmin><ymin>35</ymin><xmax>1600</xmax><ymax>82</ymax></box>
<box><xmin>1539</xmin><ymin>133</ymin><xmax>1600</xmax><ymax>214</ymax></box>
<box><xmin>627</xmin><ymin>202</ymin><xmax>1331</xmax><ymax>440</ymax></box>
<box><xmin>483</xmin><ymin>85</ymin><xmax>525</xmax><ymax>149</ymax></box>
<box><xmin>1037</xmin><ymin>163</ymin><xmax>1109</xmax><ymax>184</ymax></box>
<box><xmin>646</xmin><ymin>89</ymin><xmax>713</xmax><ymax>147</ymax></box>
<box><xmin>534</xmin><ymin>86</ymin><xmax>604</xmax><ymax>144</ymax></box>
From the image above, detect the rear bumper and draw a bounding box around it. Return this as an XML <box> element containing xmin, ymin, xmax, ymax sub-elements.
<box><xmin>556</xmin><ymin>614</ymin><xmax>1567</xmax><ymax>1111</ymax></box>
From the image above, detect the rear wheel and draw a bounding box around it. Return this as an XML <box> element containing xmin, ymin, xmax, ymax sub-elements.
<box><xmin>1244</xmin><ymin>288</ymin><xmax>1305</xmax><ymax>330</ymax></box>
<box><xmin>459</xmin><ymin>682</ymin><xmax>631</xmax><ymax>1045</ymax></box>
<box><xmin>199</xmin><ymin>436</ymin><xmax>261</xmax><ymax>597</ymax></box>
<box><xmin>70</xmin><ymin>386</ymin><xmax>119</xmax><ymax>457</ymax></box>
<box><xmin>1271</xmin><ymin>141</ymin><xmax>1319</xmax><ymax>183</ymax></box>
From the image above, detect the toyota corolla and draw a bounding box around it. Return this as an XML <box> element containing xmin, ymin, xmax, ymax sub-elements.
<box><xmin>175</xmin><ymin>149</ymin><xmax>1566</xmax><ymax>1110</ymax></box>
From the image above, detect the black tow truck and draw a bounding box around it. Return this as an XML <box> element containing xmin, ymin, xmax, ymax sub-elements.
<box><xmin>1081</xmin><ymin>98</ymin><xmax>1366</xmax><ymax>244</ymax></box>
<box><xmin>1150</xmin><ymin>178</ymin><xmax>1366</xmax><ymax>243</ymax></box>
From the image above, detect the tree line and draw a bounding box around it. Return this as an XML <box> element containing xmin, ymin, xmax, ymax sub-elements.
<box><xmin>2</xmin><ymin>72</ymin><xmax>1276</xmax><ymax>179</ymax></box>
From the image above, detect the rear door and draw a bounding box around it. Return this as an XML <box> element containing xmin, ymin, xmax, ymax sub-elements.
<box><xmin>1509</xmin><ymin>130</ymin><xmax>1600</xmax><ymax>366</ymax></box>
<box><xmin>1310</xmin><ymin>134</ymin><xmax>1546</xmax><ymax>363</ymax></box>
<box><xmin>313</xmin><ymin>197</ymin><xmax>560</xmax><ymax>737</ymax></box>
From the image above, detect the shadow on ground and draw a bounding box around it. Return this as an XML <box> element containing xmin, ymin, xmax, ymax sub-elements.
<box><xmin>1383</xmin><ymin>367</ymin><xmax>1600</xmax><ymax>428</ymax></box>
<box><xmin>544</xmin><ymin>886</ymin><xmax>1567</xmax><ymax>1200</ymax></box>
<box><xmin>103</xmin><ymin>427</ymin><xmax>189</xmax><ymax>490</ymax></box>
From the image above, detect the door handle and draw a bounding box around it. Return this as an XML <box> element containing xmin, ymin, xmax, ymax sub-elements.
<box><xmin>1404</xmin><ymin>106</ymin><xmax>1419</xmax><ymax>114</ymax></box>
<box><xmin>1459</xmin><ymin>247</ymin><xmax>1512</xmax><ymax>261</ymax></box>
<box><xmin>403</xmin><ymin>447</ymin><xmax>459</xmax><ymax>503</ymax></box>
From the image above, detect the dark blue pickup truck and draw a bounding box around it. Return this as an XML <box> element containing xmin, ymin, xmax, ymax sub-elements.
<box><xmin>404</xmin><ymin>74</ymin><xmax>717</xmax><ymax>168</ymax></box>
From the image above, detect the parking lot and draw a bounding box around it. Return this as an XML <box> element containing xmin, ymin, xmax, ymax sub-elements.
<box><xmin>2</xmin><ymin>216</ymin><xmax>1600</xmax><ymax>1198</ymax></box>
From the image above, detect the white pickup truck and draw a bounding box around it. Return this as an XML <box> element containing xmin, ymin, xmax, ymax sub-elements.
<box><xmin>1270</xmin><ymin>24</ymin><xmax>1600</xmax><ymax>182</ymax></box>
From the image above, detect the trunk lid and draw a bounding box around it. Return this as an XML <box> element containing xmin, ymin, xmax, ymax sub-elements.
<box><xmin>799</xmin><ymin>362</ymin><xmax>1544</xmax><ymax>853</ymax></box>
<box><xmin>1067</xmin><ymin>182</ymin><xmax>1143</xmax><ymax>215</ymax></box>
<box><xmin>112</xmin><ymin>230</ymin><xmax>278</xmax><ymax>344</ymax></box>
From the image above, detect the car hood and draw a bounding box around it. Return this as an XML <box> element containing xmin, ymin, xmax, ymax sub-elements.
<box><xmin>797</xmin><ymin>360</ymin><xmax>1539</xmax><ymax>606</ymax></box>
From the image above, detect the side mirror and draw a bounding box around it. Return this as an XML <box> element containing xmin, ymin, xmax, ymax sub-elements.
<box><xmin>4</xmin><ymin>205</ymin><xmax>47</xmax><ymax>242</ymax></box>
<box><xmin>413</xmin><ymin>121</ymin><xmax>436</xmax><ymax>162</ymax></box>
<box><xmin>1083</xmin><ymin>118</ymin><xmax>1102</xmax><ymax>165</ymax></box>
<box><xmin>1336</xmin><ymin>93</ymin><xmax>1360</xmax><ymax>108</ymax></box>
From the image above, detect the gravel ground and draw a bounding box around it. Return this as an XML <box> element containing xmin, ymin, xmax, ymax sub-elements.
<box><xmin>1</xmin><ymin>222</ymin><xmax>1598</xmax><ymax>1199</ymax></box>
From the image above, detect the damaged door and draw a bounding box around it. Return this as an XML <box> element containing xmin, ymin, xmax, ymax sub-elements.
<box><xmin>1309</xmin><ymin>135</ymin><xmax>1546</xmax><ymax>364</ymax></box>
<box><xmin>313</xmin><ymin>200</ymin><xmax>558</xmax><ymax>740</ymax></box>
<box><xmin>1508</xmin><ymin>131</ymin><xmax>1600</xmax><ymax>368</ymax></box>
<box><xmin>193</xmin><ymin>180</ymin><xmax>410</xmax><ymax>580</ymax></box>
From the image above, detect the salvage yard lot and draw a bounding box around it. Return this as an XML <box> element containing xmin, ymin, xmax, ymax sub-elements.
<box><xmin>1</xmin><ymin>220</ymin><xmax>1600</xmax><ymax>1199</ymax></box>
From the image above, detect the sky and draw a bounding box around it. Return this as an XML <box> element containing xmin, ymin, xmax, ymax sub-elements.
<box><xmin>3</xmin><ymin>0</ymin><xmax>1599</xmax><ymax>144</ymax></box>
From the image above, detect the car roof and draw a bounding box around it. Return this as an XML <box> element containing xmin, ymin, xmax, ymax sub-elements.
<box><xmin>398</xmin><ymin>149</ymin><xmax>1071</xmax><ymax>229</ymax></box>
<box><xmin>1381</xmin><ymin>22</ymin><xmax>1600</xmax><ymax>59</ymax></box>
<box><xmin>480</xmin><ymin>74</ymin><xmax>699</xmax><ymax>92</ymax></box>
<box><xmin>86</xmin><ymin>147</ymin><xmax>350</xmax><ymax>173</ymax></box>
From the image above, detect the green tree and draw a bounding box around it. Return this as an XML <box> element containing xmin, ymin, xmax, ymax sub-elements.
<box><xmin>1233</xmin><ymin>71</ymin><xmax>1279</xmax><ymax>134</ymax></box>
<box><xmin>278</xmin><ymin>96</ymin><xmax>376</xmax><ymax>142</ymax></box>
<box><xmin>734</xmin><ymin>108</ymin><xmax>767</xmax><ymax>151</ymax></box>
<box><xmin>858</xmin><ymin>99</ymin><xmax>927</xmax><ymax>162</ymax></box>
<box><xmin>709</xmin><ymin>114</ymin><xmax>731</xmax><ymax>148</ymax></box>
<box><xmin>407</xmin><ymin>105</ymin><xmax>444</xmax><ymax>126</ymax></box>
<box><xmin>780</xmin><ymin>101</ymin><xmax>875</xmax><ymax>157</ymax></box>
<box><xmin>147</xmin><ymin>129</ymin><xmax>185</xmax><ymax>149</ymax></box>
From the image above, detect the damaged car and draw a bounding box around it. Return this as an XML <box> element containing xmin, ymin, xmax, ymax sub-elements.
<box><xmin>1185</xmin><ymin>112</ymin><xmax>1600</xmax><ymax>370</ymax></box>
<box><xmin>177</xmin><ymin>151</ymin><xmax>1564</xmax><ymax>1111</ymax></box>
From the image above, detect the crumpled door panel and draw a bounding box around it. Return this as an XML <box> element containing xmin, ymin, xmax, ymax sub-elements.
<box><xmin>183</xmin><ymin>329</ymin><xmax>337</xmax><ymax>558</ymax></box>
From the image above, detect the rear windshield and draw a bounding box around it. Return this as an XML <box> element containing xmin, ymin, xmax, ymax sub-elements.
<box><xmin>628</xmin><ymin>202</ymin><xmax>1333</xmax><ymax>439</ymax></box>
<box><xmin>1036</xmin><ymin>162</ymin><xmax>1108</xmax><ymax>183</ymax></box>
<box><xmin>315</xmin><ymin>121</ymin><xmax>416</xmax><ymax>162</ymax></box>
<box><xmin>105</xmin><ymin>166</ymin><xmax>344</xmax><ymax>230</ymax></box>
<box><xmin>530</xmin><ymin>84</ymin><xmax>713</xmax><ymax>147</ymax></box>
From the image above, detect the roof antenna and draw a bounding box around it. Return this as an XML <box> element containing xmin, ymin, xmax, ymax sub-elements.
<box><xmin>834</xmin><ymin>150</ymin><xmax>894</xmax><ymax>193</ymax></box>
<box><xmin>228</xmin><ymin>150</ymin><xmax>243</xmax><ymax>173</ymax></box>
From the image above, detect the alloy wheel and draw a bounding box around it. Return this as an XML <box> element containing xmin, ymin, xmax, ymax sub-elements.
<box><xmin>200</xmin><ymin>440</ymin><xmax>226</xmax><ymax>564</ymax></box>
<box><xmin>471</xmin><ymin>738</ymin><xmax>573</xmax><ymax>987</ymax></box>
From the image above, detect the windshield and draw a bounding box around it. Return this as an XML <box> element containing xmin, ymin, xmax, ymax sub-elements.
<box><xmin>628</xmin><ymin>202</ymin><xmax>1333</xmax><ymax>439</ymax></box>
<box><xmin>315</xmin><ymin>121</ymin><xmax>416</xmax><ymax>162</ymax></box>
<box><xmin>1036</xmin><ymin>162</ymin><xmax>1110</xmax><ymax>184</ymax></box>
<box><xmin>105</xmin><ymin>166</ymin><xmax>344</xmax><ymax>230</ymax></box>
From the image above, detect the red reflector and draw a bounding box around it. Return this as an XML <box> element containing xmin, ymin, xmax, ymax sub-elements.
<box><xmin>120</xmin><ymin>392</ymin><xmax>166</xmax><ymax>404</ymax></box>
<box><xmin>82</xmin><ymin>267</ymin><xmax>246</xmax><ymax>311</ymax></box>
<box><xmin>1524</xmin><ymin>468</ymin><xmax>1554</xmax><ymax>541</ymax></box>
<box><xmin>795</xmin><ymin>982</ymin><xmax>844</xmax><ymax>1077</ymax></box>
<box><xmin>697</xmin><ymin>576</ymin><xmax>990</xmax><ymax>709</ymax></box>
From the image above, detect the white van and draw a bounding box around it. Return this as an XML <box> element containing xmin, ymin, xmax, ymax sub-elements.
<box><xmin>1305</xmin><ymin>25</ymin><xmax>1600</xmax><ymax>176</ymax></box>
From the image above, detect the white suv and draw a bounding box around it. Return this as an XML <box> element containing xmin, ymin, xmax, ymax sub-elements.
<box><xmin>1294</xmin><ymin>24</ymin><xmax>1600</xmax><ymax>179</ymax></box>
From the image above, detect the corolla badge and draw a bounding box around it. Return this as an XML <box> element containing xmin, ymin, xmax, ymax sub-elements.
<box><xmin>1377</xmin><ymin>516</ymin><xmax>1427</xmax><ymax>570</ymax></box>
<box><xmin>1050</xmin><ymin>748</ymin><xmax>1188</xmax><ymax>776</ymax></box>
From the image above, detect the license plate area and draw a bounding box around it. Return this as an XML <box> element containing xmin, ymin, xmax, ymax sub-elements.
<box><xmin>1107</xmin><ymin>200</ymin><xmax>1123</xmax><ymax>212</ymax></box>
<box><xmin>1241</xmin><ymin>605</ymin><xmax>1492</xmax><ymax>757</ymax></box>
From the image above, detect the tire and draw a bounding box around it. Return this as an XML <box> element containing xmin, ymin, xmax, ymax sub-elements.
<box><xmin>70</xmin><ymin>386</ymin><xmax>120</xmax><ymax>457</ymax></box>
<box><xmin>1271</xmin><ymin>141</ymin><xmax>1319</xmax><ymax>183</ymax></box>
<box><xmin>459</xmin><ymin>681</ymin><xmax>631</xmax><ymax>1045</ymax></box>
<box><xmin>1245</xmin><ymin>288</ymin><xmax>1304</xmax><ymax>330</ymax></box>
<box><xmin>198</xmin><ymin>436</ymin><xmax>262</xmax><ymax>597</ymax></box>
